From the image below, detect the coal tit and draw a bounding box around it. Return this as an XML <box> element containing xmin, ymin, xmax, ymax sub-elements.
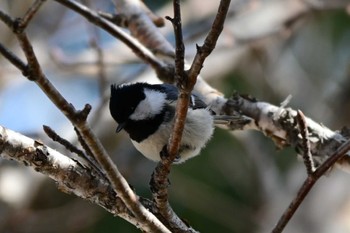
<box><xmin>109</xmin><ymin>82</ymin><xmax>214</xmax><ymax>163</ymax></box>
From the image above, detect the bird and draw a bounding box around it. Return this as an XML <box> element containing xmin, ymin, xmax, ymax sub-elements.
<box><xmin>109</xmin><ymin>82</ymin><xmax>216</xmax><ymax>164</ymax></box>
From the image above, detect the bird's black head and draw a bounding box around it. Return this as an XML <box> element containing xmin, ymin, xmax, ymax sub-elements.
<box><xmin>110</xmin><ymin>83</ymin><xmax>146</xmax><ymax>130</ymax></box>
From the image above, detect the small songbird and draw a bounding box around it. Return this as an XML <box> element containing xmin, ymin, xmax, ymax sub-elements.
<box><xmin>109</xmin><ymin>82</ymin><xmax>214</xmax><ymax>163</ymax></box>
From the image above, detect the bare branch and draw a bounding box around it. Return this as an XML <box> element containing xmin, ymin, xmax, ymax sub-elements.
<box><xmin>15</xmin><ymin>0</ymin><xmax>47</xmax><ymax>32</ymax></box>
<box><xmin>43</xmin><ymin>125</ymin><xmax>104</xmax><ymax>177</ymax></box>
<box><xmin>43</xmin><ymin>125</ymin><xmax>85</xmax><ymax>157</ymax></box>
<box><xmin>150</xmin><ymin>2</ymin><xmax>198</xmax><ymax>232</ymax></box>
<box><xmin>0</xmin><ymin>125</ymin><xmax>173</xmax><ymax>230</ymax></box>
<box><xmin>272</xmin><ymin>139</ymin><xmax>350</xmax><ymax>233</ymax></box>
<box><xmin>0</xmin><ymin>125</ymin><xmax>136</xmax><ymax>225</ymax></box>
<box><xmin>226</xmin><ymin>93</ymin><xmax>350</xmax><ymax>170</ymax></box>
<box><xmin>296</xmin><ymin>110</ymin><xmax>315</xmax><ymax>174</ymax></box>
<box><xmin>187</xmin><ymin>0</ymin><xmax>231</xmax><ymax>85</ymax></box>
<box><xmin>0</xmin><ymin>42</ymin><xmax>27</xmax><ymax>72</ymax></box>
<box><xmin>114</xmin><ymin>0</ymin><xmax>175</xmax><ymax>58</ymax></box>
<box><xmin>0</xmin><ymin>9</ymin><xmax>15</xmax><ymax>28</ymax></box>
<box><xmin>0</xmin><ymin>9</ymin><xmax>170</xmax><ymax>233</ymax></box>
<box><xmin>150</xmin><ymin>1</ymin><xmax>231</xmax><ymax>232</ymax></box>
<box><xmin>166</xmin><ymin>0</ymin><xmax>187</xmax><ymax>164</ymax></box>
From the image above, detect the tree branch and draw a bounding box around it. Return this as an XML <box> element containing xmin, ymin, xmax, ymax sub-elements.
<box><xmin>1</xmin><ymin>1</ymin><xmax>349</xmax><ymax>232</ymax></box>
<box><xmin>113</xmin><ymin>0</ymin><xmax>175</xmax><ymax>58</ymax></box>
<box><xmin>225</xmin><ymin>93</ymin><xmax>350</xmax><ymax>231</ymax></box>
<box><xmin>226</xmin><ymin>94</ymin><xmax>350</xmax><ymax>169</ymax></box>
<box><xmin>14</xmin><ymin>0</ymin><xmax>47</xmax><ymax>32</ymax></box>
<box><xmin>53</xmin><ymin>0</ymin><xmax>172</xmax><ymax>80</ymax></box>
<box><xmin>296</xmin><ymin>110</ymin><xmax>315</xmax><ymax>174</ymax></box>
<box><xmin>0</xmin><ymin>42</ymin><xmax>27</xmax><ymax>72</ymax></box>
<box><xmin>187</xmin><ymin>0</ymin><xmax>231</xmax><ymax>84</ymax></box>
<box><xmin>0</xmin><ymin>8</ymin><xmax>170</xmax><ymax>233</ymax></box>
<box><xmin>272</xmin><ymin>138</ymin><xmax>350</xmax><ymax>233</ymax></box>
<box><xmin>149</xmin><ymin>2</ymin><xmax>196</xmax><ymax>232</ymax></box>
<box><xmin>150</xmin><ymin>1</ymin><xmax>231</xmax><ymax>232</ymax></box>
<box><xmin>0</xmin><ymin>125</ymin><xmax>136</xmax><ymax>225</ymax></box>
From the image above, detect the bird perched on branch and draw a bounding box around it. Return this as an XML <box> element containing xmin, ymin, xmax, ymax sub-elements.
<box><xmin>109</xmin><ymin>82</ymin><xmax>241</xmax><ymax>163</ymax></box>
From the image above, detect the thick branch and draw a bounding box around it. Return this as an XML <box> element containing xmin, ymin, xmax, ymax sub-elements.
<box><xmin>0</xmin><ymin>125</ymin><xmax>135</xmax><ymax>225</ymax></box>
<box><xmin>226</xmin><ymin>94</ymin><xmax>350</xmax><ymax>170</ymax></box>
<box><xmin>114</xmin><ymin>0</ymin><xmax>175</xmax><ymax>58</ymax></box>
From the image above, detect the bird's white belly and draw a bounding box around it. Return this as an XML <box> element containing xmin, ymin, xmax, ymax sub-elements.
<box><xmin>131</xmin><ymin>108</ymin><xmax>214</xmax><ymax>163</ymax></box>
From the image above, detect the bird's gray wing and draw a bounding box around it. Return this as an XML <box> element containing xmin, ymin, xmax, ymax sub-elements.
<box><xmin>159</xmin><ymin>84</ymin><xmax>208</xmax><ymax>109</ymax></box>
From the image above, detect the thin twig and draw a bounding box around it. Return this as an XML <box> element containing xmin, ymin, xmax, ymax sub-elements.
<box><xmin>187</xmin><ymin>0</ymin><xmax>231</xmax><ymax>83</ymax></box>
<box><xmin>43</xmin><ymin>125</ymin><xmax>104</xmax><ymax>176</ymax></box>
<box><xmin>73</xmin><ymin>126</ymin><xmax>104</xmax><ymax>173</ymax></box>
<box><xmin>43</xmin><ymin>125</ymin><xmax>85</xmax><ymax>157</ymax></box>
<box><xmin>15</xmin><ymin>0</ymin><xmax>47</xmax><ymax>32</ymax></box>
<box><xmin>296</xmin><ymin>110</ymin><xmax>315</xmax><ymax>174</ymax></box>
<box><xmin>272</xmin><ymin>139</ymin><xmax>350</xmax><ymax>233</ymax></box>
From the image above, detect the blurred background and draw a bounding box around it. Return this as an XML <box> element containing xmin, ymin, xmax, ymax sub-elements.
<box><xmin>0</xmin><ymin>0</ymin><xmax>350</xmax><ymax>232</ymax></box>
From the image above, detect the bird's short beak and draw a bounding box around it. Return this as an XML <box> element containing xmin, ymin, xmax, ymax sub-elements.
<box><xmin>116</xmin><ymin>122</ymin><xmax>126</xmax><ymax>133</ymax></box>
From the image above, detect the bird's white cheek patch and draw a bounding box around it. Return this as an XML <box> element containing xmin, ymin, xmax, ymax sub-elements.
<box><xmin>130</xmin><ymin>89</ymin><xmax>166</xmax><ymax>120</ymax></box>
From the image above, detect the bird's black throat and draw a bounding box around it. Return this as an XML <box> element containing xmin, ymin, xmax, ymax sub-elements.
<box><xmin>123</xmin><ymin>105</ymin><xmax>175</xmax><ymax>142</ymax></box>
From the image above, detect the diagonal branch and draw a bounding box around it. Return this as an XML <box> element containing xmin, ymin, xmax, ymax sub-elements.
<box><xmin>53</xmin><ymin>0</ymin><xmax>173</xmax><ymax>80</ymax></box>
<box><xmin>187</xmin><ymin>0</ymin><xmax>231</xmax><ymax>85</ymax></box>
<box><xmin>272</xmin><ymin>138</ymin><xmax>350</xmax><ymax>233</ymax></box>
<box><xmin>0</xmin><ymin>42</ymin><xmax>27</xmax><ymax>71</ymax></box>
<box><xmin>226</xmin><ymin>93</ymin><xmax>350</xmax><ymax>169</ymax></box>
<box><xmin>0</xmin><ymin>8</ymin><xmax>170</xmax><ymax>233</ymax></box>
<box><xmin>0</xmin><ymin>126</ymin><xmax>130</xmax><ymax>221</ymax></box>
<box><xmin>14</xmin><ymin>0</ymin><xmax>47</xmax><ymax>32</ymax></box>
<box><xmin>296</xmin><ymin>110</ymin><xmax>315</xmax><ymax>174</ymax></box>
<box><xmin>113</xmin><ymin>0</ymin><xmax>175</xmax><ymax>58</ymax></box>
<box><xmin>0</xmin><ymin>125</ymin><xmax>159</xmax><ymax>227</ymax></box>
